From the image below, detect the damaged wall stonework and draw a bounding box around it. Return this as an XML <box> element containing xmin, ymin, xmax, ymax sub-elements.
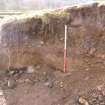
<box><xmin>0</xmin><ymin>3</ymin><xmax>105</xmax><ymax>70</ymax></box>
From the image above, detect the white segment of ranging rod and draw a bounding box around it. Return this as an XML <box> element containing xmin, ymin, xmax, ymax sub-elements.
<box><xmin>64</xmin><ymin>25</ymin><xmax>67</xmax><ymax>72</ymax></box>
<box><xmin>65</xmin><ymin>25</ymin><xmax>67</xmax><ymax>49</ymax></box>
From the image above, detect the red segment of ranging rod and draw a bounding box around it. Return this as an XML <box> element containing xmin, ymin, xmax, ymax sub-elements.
<box><xmin>64</xmin><ymin>48</ymin><xmax>67</xmax><ymax>72</ymax></box>
<box><xmin>64</xmin><ymin>25</ymin><xmax>67</xmax><ymax>72</ymax></box>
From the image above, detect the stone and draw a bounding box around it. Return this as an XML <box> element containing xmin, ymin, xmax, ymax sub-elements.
<box><xmin>100</xmin><ymin>102</ymin><xmax>105</xmax><ymax>105</ymax></box>
<box><xmin>84</xmin><ymin>77</ymin><xmax>89</xmax><ymax>81</ymax></box>
<box><xmin>79</xmin><ymin>97</ymin><xmax>89</xmax><ymax>105</ymax></box>
<box><xmin>98</xmin><ymin>95</ymin><xmax>103</xmax><ymax>101</ymax></box>
<box><xmin>40</xmin><ymin>41</ymin><xmax>44</xmax><ymax>45</ymax></box>
<box><xmin>60</xmin><ymin>37</ymin><xmax>64</xmax><ymax>41</ymax></box>
<box><xmin>44</xmin><ymin>76</ymin><xmax>54</xmax><ymax>88</ymax></box>
<box><xmin>97</xmin><ymin>85</ymin><xmax>103</xmax><ymax>91</ymax></box>
<box><xmin>89</xmin><ymin>48</ymin><xmax>96</xmax><ymax>55</ymax></box>
<box><xmin>59</xmin><ymin>81</ymin><xmax>64</xmax><ymax>88</ymax></box>
<box><xmin>9</xmin><ymin>70</ymin><xmax>15</xmax><ymax>75</ymax></box>
<box><xmin>101</xmin><ymin>55</ymin><xmax>105</xmax><ymax>59</ymax></box>
<box><xmin>44</xmin><ymin>81</ymin><xmax>54</xmax><ymax>88</ymax></box>
<box><xmin>85</xmin><ymin>68</ymin><xmax>89</xmax><ymax>71</ymax></box>
<box><xmin>24</xmin><ymin>79</ymin><xmax>35</xmax><ymax>85</ymax></box>
<box><xmin>0</xmin><ymin>89</ymin><xmax>3</xmax><ymax>96</ymax></box>
<box><xmin>35</xmin><ymin>65</ymin><xmax>41</xmax><ymax>70</ymax></box>
<box><xmin>7</xmin><ymin>78</ymin><xmax>16</xmax><ymax>89</ymax></box>
<box><xmin>26</xmin><ymin>66</ymin><xmax>35</xmax><ymax>74</ymax></box>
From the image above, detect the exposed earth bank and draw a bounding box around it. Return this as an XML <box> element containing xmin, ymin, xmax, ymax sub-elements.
<box><xmin>0</xmin><ymin>3</ymin><xmax>105</xmax><ymax>70</ymax></box>
<box><xmin>0</xmin><ymin>2</ymin><xmax>105</xmax><ymax>105</ymax></box>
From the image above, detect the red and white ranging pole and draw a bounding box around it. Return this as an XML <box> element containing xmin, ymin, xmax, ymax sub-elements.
<box><xmin>64</xmin><ymin>25</ymin><xmax>67</xmax><ymax>72</ymax></box>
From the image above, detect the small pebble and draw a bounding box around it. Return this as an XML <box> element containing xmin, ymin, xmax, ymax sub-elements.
<box><xmin>89</xmin><ymin>48</ymin><xmax>96</xmax><ymax>55</ymax></box>
<box><xmin>79</xmin><ymin>97</ymin><xmax>89</xmax><ymax>105</ymax></box>
<box><xmin>36</xmin><ymin>65</ymin><xmax>41</xmax><ymax>69</ymax></box>
<box><xmin>60</xmin><ymin>81</ymin><xmax>64</xmax><ymax>88</ymax></box>
<box><xmin>84</xmin><ymin>77</ymin><xmax>89</xmax><ymax>80</ymax></box>
<box><xmin>44</xmin><ymin>80</ymin><xmax>54</xmax><ymax>88</ymax></box>
<box><xmin>101</xmin><ymin>55</ymin><xmax>105</xmax><ymax>59</ymax></box>
<box><xmin>9</xmin><ymin>70</ymin><xmax>15</xmax><ymax>75</ymax></box>
<box><xmin>86</xmin><ymin>68</ymin><xmax>89</xmax><ymax>71</ymax></box>
<box><xmin>0</xmin><ymin>90</ymin><xmax>3</xmax><ymax>96</ymax></box>
<box><xmin>7</xmin><ymin>78</ymin><xmax>16</xmax><ymax>89</ymax></box>
<box><xmin>97</xmin><ymin>85</ymin><xmax>103</xmax><ymax>91</ymax></box>
<box><xmin>40</xmin><ymin>41</ymin><xmax>44</xmax><ymax>45</ymax></box>
<box><xmin>27</xmin><ymin>66</ymin><xmax>35</xmax><ymax>74</ymax></box>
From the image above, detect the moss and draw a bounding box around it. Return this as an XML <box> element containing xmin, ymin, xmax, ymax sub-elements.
<box><xmin>53</xmin><ymin>10</ymin><xmax>69</xmax><ymax>17</ymax></box>
<box><xmin>40</xmin><ymin>11</ymin><xmax>69</xmax><ymax>23</ymax></box>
